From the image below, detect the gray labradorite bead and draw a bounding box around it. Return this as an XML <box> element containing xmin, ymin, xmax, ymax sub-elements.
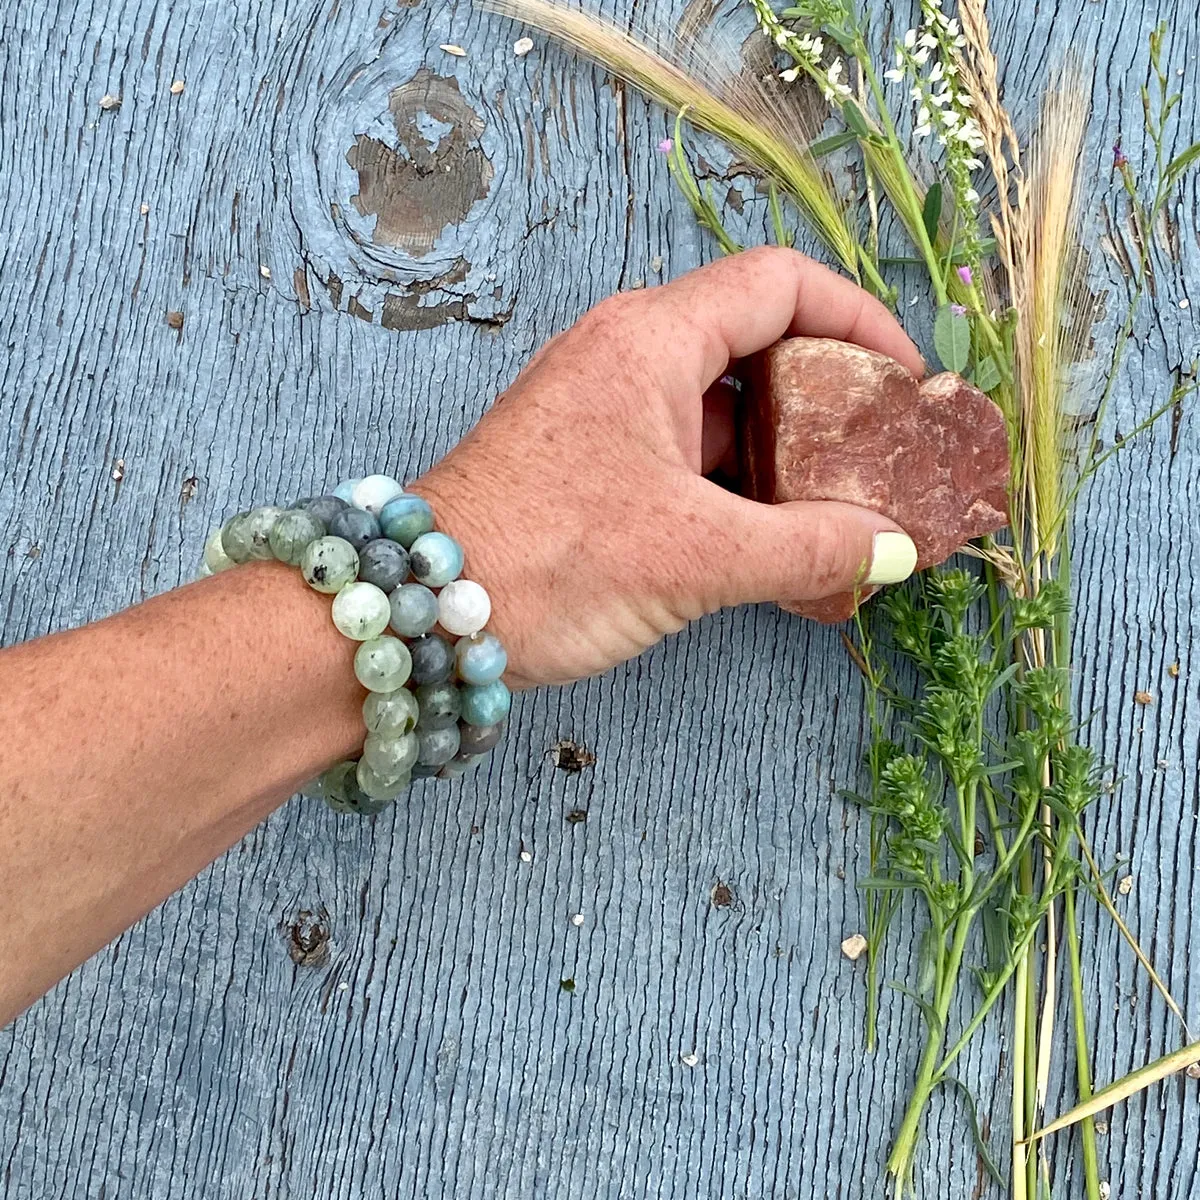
<box><xmin>438</xmin><ymin>752</ymin><xmax>483</xmax><ymax>781</ymax></box>
<box><xmin>304</xmin><ymin>495</ymin><xmax>349</xmax><ymax>527</ymax></box>
<box><xmin>389</xmin><ymin>583</ymin><xmax>439</xmax><ymax>638</ymax></box>
<box><xmin>411</xmin><ymin>762</ymin><xmax>442</xmax><ymax>779</ymax></box>
<box><xmin>356</xmin><ymin>759</ymin><xmax>410</xmax><ymax>801</ymax></box>
<box><xmin>416</xmin><ymin>681</ymin><xmax>461</xmax><ymax>730</ymax></box>
<box><xmin>362</xmin><ymin>731</ymin><xmax>420</xmax><ymax>779</ymax></box>
<box><xmin>417</xmin><ymin>724</ymin><xmax>460</xmax><ymax>767</ymax></box>
<box><xmin>244</xmin><ymin>505</ymin><xmax>286</xmax><ymax>560</ymax></box>
<box><xmin>363</xmin><ymin>688</ymin><xmax>420</xmax><ymax>735</ymax></box>
<box><xmin>409</xmin><ymin>634</ymin><xmax>455</xmax><ymax>685</ymax></box>
<box><xmin>220</xmin><ymin>513</ymin><xmax>255</xmax><ymax>564</ymax></box>
<box><xmin>269</xmin><ymin>509</ymin><xmax>326</xmax><ymax>565</ymax></box>
<box><xmin>300</xmin><ymin>535</ymin><xmax>359</xmax><ymax>594</ymax></box>
<box><xmin>458</xmin><ymin>720</ymin><xmax>504</xmax><ymax>756</ymax></box>
<box><xmin>357</xmin><ymin>538</ymin><xmax>410</xmax><ymax>592</ymax></box>
<box><xmin>328</xmin><ymin>506</ymin><xmax>381</xmax><ymax>550</ymax></box>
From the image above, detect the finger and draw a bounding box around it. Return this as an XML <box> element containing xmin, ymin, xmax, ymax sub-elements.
<box><xmin>701</xmin><ymin>380</ymin><xmax>738</xmax><ymax>475</ymax></box>
<box><xmin>689</xmin><ymin>482</ymin><xmax>918</xmax><ymax>610</ymax></box>
<box><xmin>652</xmin><ymin>246</ymin><xmax>925</xmax><ymax>392</ymax></box>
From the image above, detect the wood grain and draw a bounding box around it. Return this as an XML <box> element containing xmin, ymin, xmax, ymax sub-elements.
<box><xmin>1</xmin><ymin>0</ymin><xmax>1198</xmax><ymax>1196</ymax></box>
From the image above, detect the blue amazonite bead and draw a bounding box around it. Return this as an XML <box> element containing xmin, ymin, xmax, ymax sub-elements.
<box><xmin>333</xmin><ymin>478</ymin><xmax>362</xmax><ymax>503</ymax></box>
<box><xmin>328</xmin><ymin>506</ymin><xmax>381</xmax><ymax>551</ymax></box>
<box><xmin>455</xmin><ymin>633</ymin><xmax>507</xmax><ymax>686</ymax></box>
<box><xmin>301</xmin><ymin>536</ymin><xmax>359</xmax><ymax>594</ymax></box>
<box><xmin>409</xmin><ymin>634</ymin><xmax>456</xmax><ymax>685</ymax></box>
<box><xmin>409</xmin><ymin>532</ymin><xmax>463</xmax><ymax>587</ymax></box>
<box><xmin>379</xmin><ymin>494</ymin><xmax>434</xmax><ymax>548</ymax></box>
<box><xmin>460</xmin><ymin>680</ymin><xmax>511</xmax><ymax>727</ymax></box>
<box><xmin>357</xmin><ymin>538</ymin><xmax>409</xmax><ymax>592</ymax></box>
<box><xmin>331</xmin><ymin>581</ymin><xmax>391</xmax><ymax>640</ymax></box>
<box><xmin>389</xmin><ymin>583</ymin><xmax>439</xmax><ymax>638</ymax></box>
<box><xmin>415</xmin><ymin>681</ymin><xmax>461</xmax><ymax>730</ymax></box>
<box><xmin>354</xmin><ymin>636</ymin><xmax>413</xmax><ymax>692</ymax></box>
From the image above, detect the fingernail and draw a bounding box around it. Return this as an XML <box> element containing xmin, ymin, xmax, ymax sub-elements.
<box><xmin>865</xmin><ymin>531</ymin><xmax>918</xmax><ymax>586</ymax></box>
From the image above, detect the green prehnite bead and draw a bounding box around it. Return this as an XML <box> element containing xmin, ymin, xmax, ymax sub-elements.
<box><xmin>244</xmin><ymin>505</ymin><xmax>286</xmax><ymax>560</ymax></box>
<box><xmin>268</xmin><ymin>509</ymin><xmax>325</xmax><ymax>565</ymax></box>
<box><xmin>301</xmin><ymin>536</ymin><xmax>359</xmax><ymax>594</ymax></box>
<box><xmin>319</xmin><ymin>760</ymin><xmax>389</xmax><ymax>815</ymax></box>
<box><xmin>354</xmin><ymin>636</ymin><xmax>413</xmax><ymax>692</ymax></box>
<box><xmin>363</xmin><ymin>688</ymin><xmax>420</xmax><ymax>735</ymax></box>
<box><xmin>362</xmin><ymin>731</ymin><xmax>420</xmax><ymax>779</ymax></box>
<box><xmin>332</xmin><ymin>581</ymin><xmax>391</xmax><ymax>640</ymax></box>
<box><xmin>221</xmin><ymin>513</ymin><xmax>255</xmax><ymax>564</ymax></box>
<box><xmin>356</xmin><ymin>759</ymin><xmax>411</xmax><ymax>801</ymax></box>
<box><xmin>203</xmin><ymin>527</ymin><xmax>236</xmax><ymax>573</ymax></box>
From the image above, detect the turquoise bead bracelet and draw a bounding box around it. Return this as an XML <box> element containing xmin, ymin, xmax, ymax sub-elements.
<box><xmin>200</xmin><ymin>475</ymin><xmax>509</xmax><ymax>816</ymax></box>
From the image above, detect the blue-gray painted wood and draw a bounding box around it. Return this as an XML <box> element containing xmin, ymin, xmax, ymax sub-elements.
<box><xmin>1</xmin><ymin>0</ymin><xmax>1198</xmax><ymax>1195</ymax></box>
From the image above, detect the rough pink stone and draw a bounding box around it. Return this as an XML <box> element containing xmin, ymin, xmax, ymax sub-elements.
<box><xmin>739</xmin><ymin>337</ymin><xmax>1010</xmax><ymax>623</ymax></box>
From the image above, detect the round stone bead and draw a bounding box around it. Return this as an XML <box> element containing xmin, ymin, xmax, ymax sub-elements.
<box><xmin>351</xmin><ymin>474</ymin><xmax>406</xmax><ymax>516</ymax></box>
<box><xmin>332</xmin><ymin>478</ymin><xmax>362</xmax><ymax>503</ymax></box>
<box><xmin>220</xmin><ymin>513</ymin><xmax>255</xmax><ymax>564</ymax></box>
<box><xmin>356</xmin><ymin>759</ymin><xmax>410</xmax><ymax>801</ymax></box>
<box><xmin>379</xmin><ymin>494</ymin><xmax>434</xmax><ymax>548</ymax></box>
<box><xmin>455</xmin><ymin>633</ymin><xmax>507</xmax><ymax>687</ymax></box>
<box><xmin>301</xmin><ymin>536</ymin><xmax>359</xmax><ymax>594</ymax></box>
<box><xmin>244</xmin><ymin>505</ymin><xmax>286</xmax><ymax>560</ymax></box>
<box><xmin>357</xmin><ymin>538</ymin><xmax>409</xmax><ymax>592</ymax></box>
<box><xmin>439</xmin><ymin>752</ymin><xmax>483</xmax><ymax>781</ymax></box>
<box><xmin>328</xmin><ymin>506</ymin><xmax>381</xmax><ymax>551</ymax></box>
<box><xmin>409</xmin><ymin>634</ymin><xmax>456</xmax><ymax>685</ymax></box>
<box><xmin>354</xmin><ymin>636</ymin><xmax>412</xmax><ymax>692</ymax></box>
<box><xmin>458</xmin><ymin>719</ymin><xmax>504</xmax><ymax>756</ymax></box>
<box><xmin>460</xmin><ymin>680</ymin><xmax>512</xmax><ymax>727</ymax></box>
<box><xmin>437</xmin><ymin>579</ymin><xmax>491</xmax><ymax>637</ymax></box>
<box><xmin>320</xmin><ymin>760</ymin><xmax>389</xmax><ymax>816</ymax></box>
<box><xmin>332</xmin><ymin>582</ymin><xmax>391</xmax><ymax>640</ymax></box>
<box><xmin>363</xmin><ymin>687</ymin><xmax>420</xmax><ymax>735</ymax></box>
<box><xmin>409</xmin><ymin>532</ymin><xmax>464</xmax><ymax>587</ymax></box>
<box><xmin>203</xmin><ymin>527</ymin><xmax>235</xmax><ymax>573</ymax></box>
<box><xmin>268</xmin><ymin>509</ymin><xmax>325</xmax><ymax>565</ymax></box>
<box><xmin>417</xmin><ymin>724</ymin><xmax>460</xmax><ymax>767</ymax></box>
<box><xmin>304</xmin><ymin>495</ymin><xmax>349</xmax><ymax>527</ymax></box>
<box><xmin>389</xmin><ymin>583</ymin><xmax>439</xmax><ymax>638</ymax></box>
<box><xmin>416</xmin><ymin>681</ymin><xmax>461</xmax><ymax>730</ymax></box>
<box><xmin>362</xmin><ymin>731</ymin><xmax>419</xmax><ymax>779</ymax></box>
<box><xmin>411</xmin><ymin>762</ymin><xmax>442</xmax><ymax>779</ymax></box>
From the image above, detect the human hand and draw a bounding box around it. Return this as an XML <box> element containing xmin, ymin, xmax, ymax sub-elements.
<box><xmin>414</xmin><ymin>247</ymin><xmax>924</xmax><ymax>689</ymax></box>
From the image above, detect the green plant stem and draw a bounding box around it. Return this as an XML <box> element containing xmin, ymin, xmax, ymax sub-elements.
<box><xmin>1064</xmin><ymin>885</ymin><xmax>1102</xmax><ymax>1200</ymax></box>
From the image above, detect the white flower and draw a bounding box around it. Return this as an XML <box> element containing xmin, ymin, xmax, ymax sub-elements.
<box><xmin>904</xmin><ymin>28</ymin><xmax>918</xmax><ymax>48</ymax></box>
<box><xmin>913</xmin><ymin>47</ymin><xmax>931</xmax><ymax>65</ymax></box>
<box><xmin>958</xmin><ymin>92</ymin><xmax>973</xmax><ymax>106</ymax></box>
<box><xmin>911</xmin><ymin>85</ymin><xmax>924</xmax><ymax>101</ymax></box>
<box><xmin>930</xmin><ymin>90</ymin><xmax>951</xmax><ymax>107</ymax></box>
<box><xmin>915</xmin><ymin>123</ymin><xmax>932</xmax><ymax>138</ymax></box>
<box><xmin>917</xmin><ymin>105</ymin><xmax>931</xmax><ymax>126</ymax></box>
<box><xmin>946</xmin><ymin>18</ymin><xmax>960</xmax><ymax>35</ymax></box>
<box><xmin>930</xmin><ymin>61</ymin><xmax>944</xmax><ymax>82</ymax></box>
<box><xmin>954</xmin><ymin>34</ymin><xmax>968</xmax><ymax>47</ymax></box>
<box><xmin>964</xmin><ymin>157</ymin><xmax>983</xmax><ymax>171</ymax></box>
<box><xmin>919</xmin><ymin>31</ymin><xmax>938</xmax><ymax>50</ymax></box>
<box><xmin>943</xmin><ymin>109</ymin><xmax>961</xmax><ymax>128</ymax></box>
<box><xmin>965</xmin><ymin>188</ymin><xmax>980</xmax><ymax>203</ymax></box>
<box><xmin>780</xmin><ymin>66</ymin><xmax>800</xmax><ymax>82</ymax></box>
<box><xmin>827</xmin><ymin>58</ymin><xmax>845</xmax><ymax>84</ymax></box>
<box><xmin>774</xmin><ymin>29</ymin><xmax>789</xmax><ymax>47</ymax></box>
<box><xmin>884</xmin><ymin>68</ymin><xmax>904</xmax><ymax>82</ymax></box>
<box><xmin>810</xmin><ymin>37</ymin><xmax>824</xmax><ymax>57</ymax></box>
<box><xmin>945</xmin><ymin>63</ymin><xmax>959</xmax><ymax>78</ymax></box>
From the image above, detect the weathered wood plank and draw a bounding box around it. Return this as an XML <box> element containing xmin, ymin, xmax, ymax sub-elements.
<box><xmin>0</xmin><ymin>0</ymin><xmax>1198</xmax><ymax>1196</ymax></box>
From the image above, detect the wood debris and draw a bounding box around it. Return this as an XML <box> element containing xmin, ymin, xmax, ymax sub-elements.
<box><xmin>1118</xmin><ymin>876</ymin><xmax>1134</xmax><ymax>896</ymax></box>
<box><xmin>439</xmin><ymin>43</ymin><xmax>467</xmax><ymax>56</ymax></box>
<box><xmin>169</xmin><ymin>80</ymin><xmax>185</xmax><ymax>95</ymax></box>
<box><xmin>259</xmin><ymin>264</ymin><xmax>272</xmax><ymax>279</ymax></box>
<box><xmin>679</xmin><ymin>1050</ymin><xmax>699</xmax><ymax>1067</ymax></box>
<box><xmin>111</xmin><ymin>458</ymin><xmax>125</xmax><ymax>482</ymax></box>
<box><xmin>166</xmin><ymin>310</ymin><xmax>184</xmax><ymax>330</ymax></box>
<box><xmin>513</xmin><ymin>36</ymin><xmax>534</xmax><ymax>55</ymax></box>
<box><xmin>99</xmin><ymin>93</ymin><xmax>121</xmax><ymax>111</ymax></box>
<box><xmin>1168</xmin><ymin>662</ymin><xmax>1181</xmax><ymax>678</ymax></box>
<box><xmin>841</xmin><ymin>933</ymin><xmax>869</xmax><ymax>961</ymax></box>
<box><xmin>552</xmin><ymin>739</ymin><xmax>595</xmax><ymax>772</ymax></box>
<box><xmin>139</xmin><ymin>202</ymin><xmax>149</xmax><ymax>215</ymax></box>
<box><xmin>1134</xmin><ymin>690</ymin><xmax>1154</xmax><ymax>706</ymax></box>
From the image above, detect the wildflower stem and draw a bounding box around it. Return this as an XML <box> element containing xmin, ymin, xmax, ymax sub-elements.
<box><xmin>1064</xmin><ymin>885</ymin><xmax>1102</xmax><ymax>1200</ymax></box>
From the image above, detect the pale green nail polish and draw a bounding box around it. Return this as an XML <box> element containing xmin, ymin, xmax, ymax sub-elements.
<box><xmin>865</xmin><ymin>532</ymin><xmax>918</xmax><ymax>585</ymax></box>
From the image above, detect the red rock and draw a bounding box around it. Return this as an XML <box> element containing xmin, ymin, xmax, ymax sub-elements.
<box><xmin>739</xmin><ymin>337</ymin><xmax>1010</xmax><ymax>623</ymax></box>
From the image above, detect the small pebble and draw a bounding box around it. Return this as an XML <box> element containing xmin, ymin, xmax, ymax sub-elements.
<box><xmin>1168</xmin><ymin>661</ymin><xmax>1181</xmax><ymax>678</ymax></box>
<box><xmin>268</xmin><ymin>509</ymin><xmax>325</xmax><ymax>565</ymax></box>
<box><xmin>99</xmin><ymin>93</ymin><xmax>121</xmax><ymax>110</ymax></box>
<box><xmin>417</xmin><ymin>724</ymin><xmax>461</xmax><ymax>766</ymax></box>
<box><xmin>351</xmin><ymin>474</ymin><xmax>406</xmax><ymax>516</ymax></box>
<box><xmin>363</xmin><ymin>688</ymin><xmax>420</xmax><ymax>735</ymax></box>
<box><xmin>410</xmin><ymin>634</ymin><xmax>456</xmax><ymax>685</ymax></box>
<box><xmin>680</xmin><ymin>1051</ymin><xmax>699</xmax><ymax>1067</ymax></box>
<box><xmin>1186</xmin><ymin>1062</ymin><xmax>1200</xmax><ymax>1080</ymax></box>
<box><xmin>357</xmin><ymin>538</ymin><xmax>410</xmax><ymax>592</ymax></box>
<box><xmin>390</xmin><ymin>583</ymin><xmax>440</xmax><ymax>637</ymax></box>
<box><xmin>329</xmin><ymin>506</ymin><xmax>381</xmax><ymax>550</ymax></box>
<box><xmin>1118</xmin><ymin>875</ymin><xmax>1134</xmax><ymax>895</ymax></box>
<box><xmin>354</xmin><ymin>636</ymin><xmax>413</xmax><ymax>692</ymax></box>
<box><xmin>166</xmin><ymin>310</ymin><xmax>184</xmax><ymax>330</ymax></box>
<box><xmin>514</xmin><ymin>36</ymin><xmax>534</xmax><ymax>55</ymax></box>
<box><xmin>438</xmin><ymin>579</ymin><xmax>491</xmax><ymax>636</ymax></box>
<box><xmin>460</xmin><ymin>679</ymin><xmax>512</xmax><ymax>727</ymax></box>
<box><xmin>571</xmin><ymin>913</ymin><xmax>584</xmax><ymax>927</ymax></box>
<box><xmin>139</xmin><ymin>202</ymin><xmax>149</xmax><ymax>215</ymax></box>
<box><xmin>111</xmin><ymin>458</ymin><xmax>125</xmax><ymax>482</ymax></box>
<box><xmin>301</xmin><ymin>535</ymin><xmax>359</xmax><ymax>594</ymax></box>
<box><xmin>519</xmin><ymin>849</ymin><xmax>533</xmax><ymax>862</ymax></box>
<box><xmin>841</xmin><ymin>934</ymin><xmax>869</xmax><ymax>961</ymax></box>
<box><xmin>1181</xmin><ymin>299</ymin><xmax>1191</xmax><ymax>310</ymax></box>
<box><xmin>170</xmin><ymin>79</ymin><xmax>185</xmax><ymax>95</ymax></box>
<box><xmin>332</xmin><ymin>581</ymin><xmax>391</xmax><ymax>640</ymax></box>
<box><xmin>379</xmin><ymin>494</ymin><xmax>435</xmax><ymax>548</ymax></box>
<box><xmin>1134</xmin><ymin>690</ymin><xmax>1154</xmax><ymax>706</ymax></box>
<box><xmin>259</xmin><ymin>264</ymin><xmax>271</xmax><ymax>279</ymax></box>
<box><xmin>651</xmin><ymin>254</ymin><xmax>663</xmax><ymax>273</ymax></box>
<box><xmin>410</xmin><ymin>531</ymin><xmax>464</xmax><ymax>587</ymax></box>
<box><xmin>416</xmin><ymin>681</ymin><xmax>462</xmax><ymax>729</ymax></box>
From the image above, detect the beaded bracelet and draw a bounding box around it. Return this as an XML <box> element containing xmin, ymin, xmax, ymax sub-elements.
<box><xmin>199</xmin><ymin>475</ymin><xmax>509</xmax><ymax>816</ymax></box>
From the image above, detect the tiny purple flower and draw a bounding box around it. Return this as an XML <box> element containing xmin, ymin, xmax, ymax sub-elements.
<box><xmin>950</xmin><ymin>303</ymin><xmax>968</xmax><ymax>317</ymax></box>
<box><xmin>657</xmin><ymin>138</ymin><xmax>673</xmax><ymax>154</ymax></box>
<box><xmin>956</xmin><ymin>265</ymin><xmax>974</xmax><ymax>286</ymax></box>
<box><xmin>1113</xmin><ymin>142</ymin><xmax>1128</xmax><ymax>168</ymax></box>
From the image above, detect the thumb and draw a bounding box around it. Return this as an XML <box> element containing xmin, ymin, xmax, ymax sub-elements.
<box><xmin>699</xmin><ymin>489</ymin><xmax>918</xmax><ymax>609</ymax></box>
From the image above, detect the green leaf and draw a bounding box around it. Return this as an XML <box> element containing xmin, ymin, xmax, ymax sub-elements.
<box><xmin>972</xmin><ymin>354</ymin><xmax>1003</xmax><ymax>393</ymax></box>
<box><xmin>810</xmin><ymin>130</ymin><xmax>860</xmax><ymax>158</ymax></box>
<box><xmin>934</xmin><ymin>304</ymin><xmax>972</xmax><ymax>373</ymax></box>
<box><xmin>922</xmin><ymin>181</ymin><xmax>943</xmax><ymax>245</ymax></box>
<box><xmin>938</xmin><ymin>1077</ymin><xmax>1005</xmax><ymax>1185</ymax></box>
<box><xmin>889</xmin><ymin>982</ymin><xmax>944</xmax><ymax>1036</ymax></box>
<box><xmin>1164</xmin><ymin>139</ymin><xmax>1200</xmax><ymax>193</ymax></box>
<box><xmin>842</xmin><ymin>99</ymin><xmax>871</xmax><ymax>138</ymax></box>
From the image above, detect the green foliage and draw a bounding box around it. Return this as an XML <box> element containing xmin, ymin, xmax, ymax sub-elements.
<box><xmin>934</xmin><ymin>303</ymin><xmax>972</xmax><ymax>372</ymax></box>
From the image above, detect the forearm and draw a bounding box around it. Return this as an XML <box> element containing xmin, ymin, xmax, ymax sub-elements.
<box><xmin>0</xmin><ymin>563</ymin><xmax>360</xmax><ymax>1024</ymax></box>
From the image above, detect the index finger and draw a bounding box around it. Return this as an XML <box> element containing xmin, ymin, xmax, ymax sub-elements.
<box><xmin>653</xmin><ymin>246</ymin><xmax>925</xmax><ymax>389</ymax></box>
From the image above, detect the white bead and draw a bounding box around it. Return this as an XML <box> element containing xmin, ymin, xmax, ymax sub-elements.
<box><xmin>351</xmin><ymin>474</ymin><xmax>405</xmax><ymax>516</ymax></box>
<box><xmin>331</xmin><ymin>582</ymin><xmax>391</xmax><ymax>640</ymax></box>
<box><xmin>437</xmin><ymin>579</ymin><xmax>491</xmax><ymax>636</ymax></box>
